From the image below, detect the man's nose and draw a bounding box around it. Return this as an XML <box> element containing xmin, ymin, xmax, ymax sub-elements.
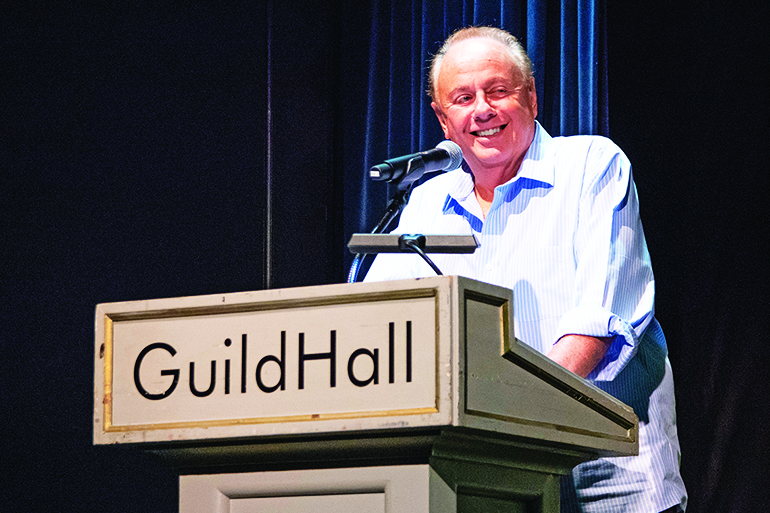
<box><xmin>473</xmin><ymin>94</ymin><xmax>495</xmax><ymax>121</ymax></box>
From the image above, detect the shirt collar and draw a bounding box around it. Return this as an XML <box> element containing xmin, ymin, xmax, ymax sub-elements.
<box><xmin>501</xmin><ymin>121</ymin><xmax>554</xmax><ymax>188</ymax></box>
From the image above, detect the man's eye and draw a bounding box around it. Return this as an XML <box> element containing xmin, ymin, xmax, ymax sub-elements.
<box><xmin>455</xmin><ymin>95</ymin><xmax>473</xmax><ymax>104</ymax></box>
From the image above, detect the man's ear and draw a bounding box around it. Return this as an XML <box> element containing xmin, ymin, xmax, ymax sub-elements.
<box><xmin>527</xmin><ymin>77</ymin><xmax>538</xmax><ymax>118</ymax></box>
<box><xmin>431</xmin><ymin>102</ymin><xmax>450</xmax><ymax>139</ymax></box>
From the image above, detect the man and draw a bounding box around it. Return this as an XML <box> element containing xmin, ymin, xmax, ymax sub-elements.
<box><xmin>365</xmin><ymin>27</ymin><xmax>687</xmax><ymax>512</ymax></box>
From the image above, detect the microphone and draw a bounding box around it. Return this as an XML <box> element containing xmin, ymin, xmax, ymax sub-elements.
<box><xmin>369</xmin><ymin>140</ymin><xmax>463</xmax><ymax>184</ymax></box>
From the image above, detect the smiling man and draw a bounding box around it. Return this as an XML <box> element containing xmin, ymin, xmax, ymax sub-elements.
<box><xmin>365</xmin><ymin>27</ymin><xmax>687</xmax><ymax>512</ymax></box>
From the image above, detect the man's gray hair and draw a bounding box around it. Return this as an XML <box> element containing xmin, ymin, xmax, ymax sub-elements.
<box><xmin>428</xmin><ymin>26</ymin><xmax>534</xmax><ymax>102</ymax></box>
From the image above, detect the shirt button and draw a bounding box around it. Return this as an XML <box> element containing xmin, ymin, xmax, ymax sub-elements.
<box><xmin>485</xmin><ymin>263</ymin><xmax>494</xmax><ymax>271</ymax></box>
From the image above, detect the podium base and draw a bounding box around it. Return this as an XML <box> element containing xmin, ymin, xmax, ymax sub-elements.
<box><xmin>181</xmin><ymin>463</ymin><xmax>562</xmax><ymax>513</ymax></box>
<box><xmin>176</xmin><ymin>428</ymin><xmax>583</xmax><ymax>513</ymax></box>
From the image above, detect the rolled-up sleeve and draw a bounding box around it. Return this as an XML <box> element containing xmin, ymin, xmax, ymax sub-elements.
<box><xmin>553</xmin><ymin>141</ymin><xmax>656</xmax><ymax>382</ymax></box>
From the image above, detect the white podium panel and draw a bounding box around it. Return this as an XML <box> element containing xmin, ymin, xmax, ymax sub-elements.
<box><xmin>109</xmin><ymin>296</ymin><xmax>437</xmax><ymax>426</ymax></box>
<box><xmin>180</xmin><ymin>466</ymin><xmax>428</xmax><ymax>513</ymax></box>
<box><xmin>95</xmin><ymin>278</ymin><xmax>456</xmax><ymax>444</ymax></box>
<box><xmin>230</xmin><ymin>494</ymin><xmax>385</xmax><ymax>513</ymax></box>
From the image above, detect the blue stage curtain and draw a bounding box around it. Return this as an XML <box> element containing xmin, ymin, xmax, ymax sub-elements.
<box><xmin>346</xmin><ymin>0</ymin><xmax>607</xmax><ymax>242</ymax></box>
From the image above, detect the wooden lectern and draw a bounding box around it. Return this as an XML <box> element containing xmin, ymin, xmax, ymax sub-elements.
<box><xmin>93</xmin><ymin>276</ymin><xmax>637</xmax><ymax>512</ymax></box>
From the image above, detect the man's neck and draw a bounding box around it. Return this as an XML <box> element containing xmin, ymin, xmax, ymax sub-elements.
<box><xmin>471</xmin><ymin>157</ymin><xmax>523</xmax><ymax>218</ymax></box>
<box><xmin>473</xmin><ymin>183</ymin><xmax>495</xmax><ymax>219</ymax></box>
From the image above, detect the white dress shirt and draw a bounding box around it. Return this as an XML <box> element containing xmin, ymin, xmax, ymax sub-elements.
<box><xmin>365</xmin><ymin>122</ymin><xmax>687</xmax><ymax>512</ymax></box>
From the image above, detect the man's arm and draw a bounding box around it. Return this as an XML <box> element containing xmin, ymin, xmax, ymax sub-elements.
<box><xmin>549</xmin><ymin>139</ymin><xmax>654</xmax><ymax>382</ymax></box>
<box><xmin>546</xmin><ymin>334</ymin><xmax>614</xmax><ymax>378</ymax></box>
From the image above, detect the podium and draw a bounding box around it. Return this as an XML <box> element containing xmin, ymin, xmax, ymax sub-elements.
<box><xmin>93</xmin><ymin>276</ymin><xmax>637</xmax><ymax>512</ymax></box>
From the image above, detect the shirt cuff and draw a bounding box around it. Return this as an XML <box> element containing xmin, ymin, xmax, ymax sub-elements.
<box><xmin>554</xmin><ymin>305</ymin><xmax>640</xmax><ymax>382</ymax></box>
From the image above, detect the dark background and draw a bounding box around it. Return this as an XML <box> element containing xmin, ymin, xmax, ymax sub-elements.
<box><xmin>2</xmin><ymin>1</ymin><xmax>768</xmax><ymax>511</ymax></box>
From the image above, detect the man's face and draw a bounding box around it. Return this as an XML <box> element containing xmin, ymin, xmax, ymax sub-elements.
<box><xmin>432</xmin><ymin>38</ymin><xmax>537</xmax><ymax>180</ymax></box>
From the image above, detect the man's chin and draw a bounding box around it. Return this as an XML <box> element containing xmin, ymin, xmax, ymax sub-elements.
<box><xmin>467</xmin><ymin>148</ymin><xmax>510</xmax><ymax>168</ymax></box>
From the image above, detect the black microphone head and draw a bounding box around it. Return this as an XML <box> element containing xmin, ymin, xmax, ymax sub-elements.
<box><xmin>436</xmin><ymin>140</ymin><xmax>463</xmax><ymax>171</ymax></box>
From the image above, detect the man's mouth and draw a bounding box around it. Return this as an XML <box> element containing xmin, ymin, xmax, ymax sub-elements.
<box><xmin>472</xmin><ymin>124</ymin><xmax>507</xmax><ymax>137</ymax></box>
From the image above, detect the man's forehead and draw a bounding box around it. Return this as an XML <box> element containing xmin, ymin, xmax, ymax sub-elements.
<box><xmin>443</xmin><ymin>37</ymin><xmax>510</xmax><ymax>61</ymax></box>
<box><xmin>437</xmin><ymin>39</ymin><xmax>519</xmax><ymax>88</ymax></box>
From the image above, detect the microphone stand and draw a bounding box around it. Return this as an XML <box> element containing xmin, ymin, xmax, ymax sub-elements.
<box><xmin>348</xmin><ymin>153</ymin><xmax>472</xmax><ymax>282</ymax></box>
<box><xmin>348</xmin><ymin>153</ymin><xmax>432</xmax><ymax>283</ymax></box>
<box><xmin>347</xmin><ymin>182</ymin><xmax>414</xmax><ymax>283</ymax></box>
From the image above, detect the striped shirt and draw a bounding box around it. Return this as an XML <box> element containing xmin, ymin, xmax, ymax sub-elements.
<box><xmin>365</xmin><ymin>122</ymin><xmax>687</xmax><ymax>512</ymax></box>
